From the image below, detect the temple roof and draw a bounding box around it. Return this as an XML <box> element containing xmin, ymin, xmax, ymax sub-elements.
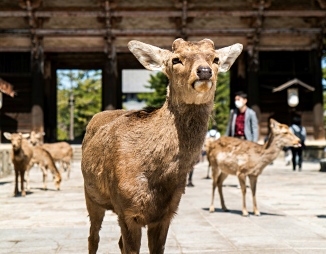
<box><xmin>0</xmin><ymin>0</ymin><xmax>325</xmax><ymax>53</ymax></box>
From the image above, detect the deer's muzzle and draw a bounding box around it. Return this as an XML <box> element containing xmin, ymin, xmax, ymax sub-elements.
<box><xmin>193</xmin><ymin>80</ymin><xmax>212</xmax><ymax>93</ymax></box>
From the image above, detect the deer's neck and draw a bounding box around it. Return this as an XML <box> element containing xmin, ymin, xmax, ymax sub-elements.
<box><xmin>160</xmin><ymin>98</ymin><xmax>213</xmax><ymax>166</ymax></box>
<box><xmin>261</xmin><ymin>133</ymin><xmax>282</xmax><ymax>163</ymax></box>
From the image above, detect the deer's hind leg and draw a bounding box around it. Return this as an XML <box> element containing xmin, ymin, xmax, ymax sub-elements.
<box><xmin>249</xmin><ymin>175</ymin><xmax>260</xmax><ymax>216</ymax></box>
<box><xmin>217</xmin><ymin>172</ymin><xmax>229</xmax><ymax>212</ymax></box>
<box><xmin>238</xmin><ymin>173</ymin><xmax>249</xmax><ymax>217</ymax></box>
<box><xmin>85</xmin><ymin>190</ymin><xmax>106</xmax><ymax>254</ymax></box>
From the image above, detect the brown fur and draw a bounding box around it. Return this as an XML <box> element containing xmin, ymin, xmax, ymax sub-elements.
<box><xmin>208</xmin><ymin>119</ymin><xmax>301</xmax><ymax>216</ymax></box>
<box><xmin>3</xmin><ymin>132</ymin><xmax>33</xmax><ymax>197</ymax></box>
<box><xmin>29</xmin><ymin>131</ymin><xmax>73</xmax><ymax>179</ymax></box>
<box><xmin>27</xmin><ymin>146</ymin><xmax>62</xmax><ymax>191</ymax></box>
<box><xmin>82</xmin><ymin>38</ymin><xmax>242</xmax><ymax>253</ymax></box>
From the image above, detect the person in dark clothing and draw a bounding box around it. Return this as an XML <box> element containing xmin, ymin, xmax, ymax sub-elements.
<box><xmin>290</xmin><ymin>116</ymin><xmax>306</xmax><ymax>171</ymax></box>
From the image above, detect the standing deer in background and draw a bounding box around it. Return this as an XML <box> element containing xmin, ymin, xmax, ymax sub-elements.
<box><xmin>29</xmin><ymin>131</ymin><xmax>73</xmax><ymax>179</ymax></box>
<box><xmin>208</xmin><ymin>119</ymin><xmax>300</xmax><ymax>216</ymax></box>
<box><xmin>82</xmin><ymin>38</ymin><xmax>242</xmax><ymax>253</ymax></box>
<box><xmin>3</xmin><ymin>132</ymin><xmax>32</xmax><ymax>197</ymax></box>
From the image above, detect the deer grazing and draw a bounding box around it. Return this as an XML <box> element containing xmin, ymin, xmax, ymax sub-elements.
<box><xmin>29</xmin><ymin>131</ymin><xmax>73</xmax><ymax>179</ymax></box>
<box><xmin>26</xmin><ymin>145</ymin><xmax>62</xmax><ymax>191</ymax></box>
<box><xmin>4</xmin><ymin>132</ymin><xmax>33</xmax><ymax>197</ymax></box>
<box><xmin>208</xmin><ymin>119</ymin><xmax>300</xmax><ymax>216</ymax></box>
<box><xmin>81</xmin><ymin>38</ymin><xmax>242</xmax><ymax>253</ymax></box>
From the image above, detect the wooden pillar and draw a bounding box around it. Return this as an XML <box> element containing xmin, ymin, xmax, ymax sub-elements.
<box><xmin>31</xmin><ymin>58</ymin><xmax>44</xmax><ymax>134</ymax></box>
<box><xmin>43</xmin><ymin>59</ymin><xmax>57</xmax><ymax>142</ymax></box>
<box><xmin>311</xmin><ymin>50</ymin><xmax>325</xmax><ymax>140</ymax></box>
<box><xmin>229</xmin><ymin>53</ymin><xmax>246</xmax><ymax>108</ymax></box>
<box><xmin>102</xmin><ymin>57</ymin><xmax>121</xmax><ymax>110</ymax></box>
<box><xmin>247</xmin><ymin>51</ymin><xmax>261</xmax><ymax>138</ymax></box>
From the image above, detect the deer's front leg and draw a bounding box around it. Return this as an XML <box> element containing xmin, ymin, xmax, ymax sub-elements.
<box><xmin>249</xmin><ymin>175</ymin><xmax>260</xmax><ymax>216</ymax></box>
<box><xmin>217</xmin><ymin>172</ymin><xmax>229</xmax><ymax>212</ymax></box>
<box><xmin>20</xmin><ymin>170</ymin><xmax>26</xmax><ymax>197</ymax></box>
<box><xmin>118</xmin><ymin>216</ymin><xmax>142</xmax><ymax>254</ymax></box>
<box><xmin>237</xmin><ymin>173</ymin><xmax>248</xmax><ymax>216</ymax></box>
<box><xmin>210</xmin><ymin>164</ymin><xmax>220</xmax><ymax>213</ymax></box>
<box><xmin>14</xmin><ymin>169</ymin><xmax>19</xmax><ymax>196</ymax></box>
<box><xmin>147</xmin><ymin>218</ymin><xmax>171</xmax><ymax>254</ymax></box>
<box><xmin>41</xmin><ymin>166</ymin><xmax>48</xmax><ymax>190</ymax></box>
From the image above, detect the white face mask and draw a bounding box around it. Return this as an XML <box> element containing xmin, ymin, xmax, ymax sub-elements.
<box><xmin>235</xmin><ymin>100</ymin><xmax>244</xmax><ymax>109</ymax></box>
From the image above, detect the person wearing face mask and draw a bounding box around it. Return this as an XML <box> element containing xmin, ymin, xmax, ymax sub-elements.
<box><xmin>225</xmin><ymin>91</ymin><xmax>259</xmax><ymax>142</ymax></box>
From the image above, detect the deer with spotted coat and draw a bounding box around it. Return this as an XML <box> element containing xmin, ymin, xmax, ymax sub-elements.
<box><xmin>208</xmin><ymin>119</ymin><xmax>301</xmax><ymax>216</ymax></box>
<box><xmin>81</xmin><ymin>38</ymin><xmax>242</xmax><ymax>254</ymax></box>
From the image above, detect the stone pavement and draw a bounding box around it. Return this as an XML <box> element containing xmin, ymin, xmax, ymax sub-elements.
<box><xmin>0</xmin><ymin>158</ymin><xmax>326</xmax><ymax>254</ymax></box>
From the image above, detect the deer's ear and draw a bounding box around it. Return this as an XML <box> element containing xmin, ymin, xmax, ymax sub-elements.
<box><xmin>3</xmin><ymin>132</ymin><xmax>11</xmax><ymax>140</ymax></box>
<box><xmin>216</xmin><ymin>43</ymin><xmax>243</xmax><ymax>72</ymax></box>
<box><xmin>270</xmin><ymin>118</ymin><xmax>281</xmax><ymax>129</ymax></box>
<box><xmin>128</xmin><ymin>40</ymin><xmax>171</xmax><ymax>71</ymax></box>
<box><xmin>36</xmin><ymin>132</ymin><xmax>45</xmax><ymax>138</ymax></box>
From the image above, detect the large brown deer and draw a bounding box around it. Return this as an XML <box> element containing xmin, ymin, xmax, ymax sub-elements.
<box><xmin>81</xmin><ymin>38</ymin><xmax>242</xmax><ymax>253</ymax></box>
<box><xmin>3</xmin><ymin>132</ymin><xmax>33</xmax><ymax>197</ymax></box>
<box><xmin>208</xmin><ymin>119</ymin><xmax>300</xmax><ymax>216</ymax></box>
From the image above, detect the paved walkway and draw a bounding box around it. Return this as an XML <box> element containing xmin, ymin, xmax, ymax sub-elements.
<box><xmin>0</xmin><ymin>158</ymin><xmax>326</xmax><ymax>254</ymax></box>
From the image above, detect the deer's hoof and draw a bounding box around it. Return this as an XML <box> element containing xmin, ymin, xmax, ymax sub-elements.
<box><xmin>223</xmin><ymin>208</ymin><xmax>229</xmax><ymax>212</ymax></box>
<box><xmin>242</xmin><ymin>211</ymin><xmax>249</xmax><ymax>217</ymax></box>
<box><xmin>254</xmin><ymin>211</ymin><xmax>261</xmax><ymax>216</ymax></box>
<box><xmin>21</xmin><ymin>191</ymin><xmax>26</xmax><ymax>197</ymax></box>
<box><xmin>209</xmin><ymin>206</ymin><xmax>215</xmax><ymax>213</ymax></box>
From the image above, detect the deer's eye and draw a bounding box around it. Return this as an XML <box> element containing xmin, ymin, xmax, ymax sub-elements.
<box><xmin>172</xmin><ymin>58</ymin><xmax>182</xmax><ymax>65</ymax></box>
<box><xmin>213</xmin><ymin>57</ymin><xmax>219</xmax><ymax>64</ymax></box>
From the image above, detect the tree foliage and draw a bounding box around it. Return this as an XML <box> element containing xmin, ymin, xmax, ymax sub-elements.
<box><xmin>138</xmin><ymin>71</ymin><xmax>230</xmax><ymax>133</ymax></box>
<box><xmin>137</xmin><ymin>72</ymin><xmax>168</xmax><ymax>108</ymax></box>
<box><xmin>212</xmin><ymin>72</ymin><xmax>230</xmax><ymax>135</ymax></box>
<box><xmin>57</xmin><ymin>70</ymin><xmax>102</xmax><ymax>141</ymax></box>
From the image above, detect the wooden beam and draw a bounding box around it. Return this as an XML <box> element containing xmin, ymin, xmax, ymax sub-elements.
<box><xmin>0</xmin><ymin>9</ymin><xmax>326</xmax><ymax>18</ymax></box>
<box><xmin>0</xmin><ymin>44</ymin><xmax>318</xmax><ymax>53</ymax></box>
<box><xmin>0</xmin><ymin>28</ymin><xmax>322</xmax><ymax>37</ymax></box>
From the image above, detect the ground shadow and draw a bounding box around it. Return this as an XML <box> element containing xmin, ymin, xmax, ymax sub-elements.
<box><xmin>202</xmin><ymin>207</ymin><xmax>284</xmax><ymax>217</ymax></box>
<box><xmin>223</xmin><ymin>184</ymin><xmax>250</xmax><ymax>188</ymax></box>
<box><xmin>30</xmin><ymin>187</ymin><xmax>58</xmax><ymax>192</ymax></box>
<box><xmin>0</xmin><ymin>181</ymin><xmax>12</xmax><ymax>186</ymax></box>
<box><xmin>317</xmin><ymin>215</ymin><xmax>326</xmax><ymax>219</ymax></box>
<box><xmin>13</xmin><ymin>191</ymin><xmax>34</xmax><ymax>197</ymax></box>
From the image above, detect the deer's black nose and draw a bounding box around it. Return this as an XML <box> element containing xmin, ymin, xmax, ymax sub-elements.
<box><xmin>197</xmin><ymin>66</ymin><xmax>212</xmax><ymax>80</ymax></box>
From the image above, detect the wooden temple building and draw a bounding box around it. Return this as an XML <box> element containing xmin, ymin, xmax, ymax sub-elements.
<box><xmin>0</xmin><ymin>0</ymin><xmax>325</xmax><ymax>142</ymax></box>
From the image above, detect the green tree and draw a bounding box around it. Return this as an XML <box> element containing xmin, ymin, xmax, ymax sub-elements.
<box><xmin>212</xmin><ymin>72</ymin><xmax>230</xmax><ymax>134</ymax></box>
<box><xmin>138</xmin><ymin>71</ymin><xmax>230</xmax><ymax>134</ymax></box>
<box><xmin>137</xmin><ymin>72</ymin><xmax>168</xmax><ymax>108</ymax></box>
<box><xmin>57</xmin><ymin>70</ymin><xmax>102</xmax><ymax>141</ymax></box>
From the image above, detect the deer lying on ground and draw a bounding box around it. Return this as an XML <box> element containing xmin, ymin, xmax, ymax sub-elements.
<box><xmin>82</xmin><ymin>38</ymin><xmax>242</xmax><ymax>253</ymax></box>
<box><xmin>208</xmin><ymin>119</ymin><xmax>300</xmax><ymax>216</ymax></box>
<box><xmin>4</xmin><ymin>132</ymin><xmax>33</xmax><ymax>197</ymax></box>
<box><xmin>26</xmin><ymin>145</ymin><xmax>62</xmax><ymax>191</ymax></box>
<box><xmin>29</xmin><ymin>131</ymin><xmax>73</xmax><ymax>179</ymax></box>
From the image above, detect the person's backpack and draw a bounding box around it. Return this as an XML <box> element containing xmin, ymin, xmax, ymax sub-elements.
<box><xmin>292</xmin><ymin>126</ymin><xmax>305</xmax><ymax>145</ymax></box>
